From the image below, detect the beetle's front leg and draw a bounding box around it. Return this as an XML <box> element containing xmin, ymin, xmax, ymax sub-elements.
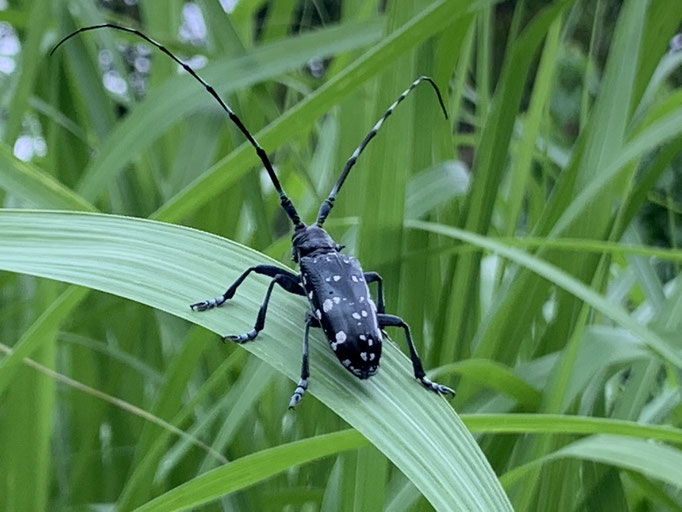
<box><xmin>363</xmin><ymin>271</ymin><xmax>385</xmax><ymax>313</ymax></box>
<box><xmin>190</xmin><ymin>265</ymin><xmax>299</xmax><ymax>311</ymax></box>
<box><xmin>223</xmin><ymin>272</ymin><xmax>304</xmax><ymax>343</ymax></box>
<box><xmin>377</xmin><ymin>313</ymin><xmax>455</xmax><ymax>397</ymax></box>
<box><xmin>289</xmin><ymin>311</ymin><xmax>320</xmax><ymax>409</ymax></box>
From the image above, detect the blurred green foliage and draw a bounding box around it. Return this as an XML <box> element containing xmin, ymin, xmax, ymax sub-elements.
<box><xmin>1</xmin><ymin>0</ymin><xmax>682</xmax><ymax>510</ymax></box>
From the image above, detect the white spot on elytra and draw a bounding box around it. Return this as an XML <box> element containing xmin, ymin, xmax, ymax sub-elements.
<box><xmin>308</xmin><ymin>291</ymin><xmax>313</xmax><ymax>299</ymax></box>
<box><xmin>325</xmin><ymin>277</ymin><xmax>331</xmax><ymax>282</ymax></box>
<box><xmin>351</xmin><ymin>275</ymin><xmax>358</xmax><ymax>282</ymax></box>
<box><xmin>323</xmin><ymin>299</ymin><xmax>333</xmax><ymax>312</ymax></box>
<box><xmin>370</xmin><ymin>353</ymin><xmax>375</xmax><ymax>361</ymax></box>
<box><xmin>359</xmin><ymin>335</ymin><xmax>366</xmax><ymax>341</ymax></box>
<box><xmin>368</xmin><ymin>338</ymin><xmax>373</xmax><ymax>346</ymax></box>
<box><xmin>352</xmin><ymin>312</ymin><xmax>361</xmax><ymax>320</ymax></box>
<box><xmin>333</xmin><ymin>275</ymin><xmax>341</xmax><ymax>281</ymax></box>
<box><xmin>361</xmin><ymin>310</ymin><xmax>368</xmax><ymax>317</ymax></box>
<box><xmin>359</xmin><ymin>296</ymin><xmax>365</xmax><ymax>303</ymax></box>
<box><xmin>336</xmin><ymin>331</ymin><xmax>347</xmax><ymax>344</ymax></box>
<box><xmin>360</xmin><ymin>352</ymin><xmax>368</xmax><ymax>361</ymax></box>
<box><xmin>315</xmin><ymin>309</ymin><xmax>322</xmax><ymax>319</ymax></box>
<box><xmin>343</xmin><ymin>359</ymin><xmax>351</xmax><ymax>367</ymax></box>
<box><xmin>333</xmin><ymin>297</ymin><xmax>341</xmax><ymax>304</ymax></box>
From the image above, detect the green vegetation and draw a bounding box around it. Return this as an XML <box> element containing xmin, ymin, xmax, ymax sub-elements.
<box><xmin>1</xmin><ymin>0</ymin><xmax>681</xmax><ymax>510</ymax></box>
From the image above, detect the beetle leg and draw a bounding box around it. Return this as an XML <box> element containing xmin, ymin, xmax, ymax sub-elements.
<box><xmin>224</xmin><ymin>273</ymin><xmax>303</xmax><ymax>343</ymax></box>
<box><xmin>377</xmin><ymin>313</ymin><xmax>455</xmax><ymax>397</ymax></box>
<box><xmin>289</xmin><ymin>311</ymin><xmax>320</xmax><ymax>409</ymax></box>
<box><xmin>190</xmin><ymin>265</ymin><xmax>302</xmax><ymax>311</ymax></box>
<box><xmin>363</xmin><ymin>272</ymin><xmax>385</xmax><ymax>313</ymax></box>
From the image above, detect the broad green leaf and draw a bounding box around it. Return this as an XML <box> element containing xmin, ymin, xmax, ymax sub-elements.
<box><xmin>0</xmin><ymin>210</ymin><xmax>512</xmax><ymax>511</ymax></box>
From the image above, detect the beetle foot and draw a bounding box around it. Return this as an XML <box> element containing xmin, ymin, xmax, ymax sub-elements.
<box><xmin>288</xmin><ymin>378</ymin><xmax>308</xmax><ymax>409</ymax></box>
<box><xmin>190</xmin><ymin>296</ymin><xmax>226</xmax><ymax>311</ymax></box>
<box><xmin>419</xmin><ymin>376</ymin><xmax>455</xmax><ymax>398</ymax></box>
<box><xmin>223</xmin><ymin>329</ymin><xmax>257</xmax><ymax>343</ymax></box>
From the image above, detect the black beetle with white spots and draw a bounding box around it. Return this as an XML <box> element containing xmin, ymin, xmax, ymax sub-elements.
<box><xmin>52</xmin><ymin>24</ymin><xmax>456</xmax><ymax>409</ymax></box>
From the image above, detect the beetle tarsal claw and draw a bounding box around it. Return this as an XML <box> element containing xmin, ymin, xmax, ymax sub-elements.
<box><xmin>288</xmin><ymin>379</ymin><xmax>308</xmax><ymax>409</ymax></box>
<box><xmin>189</xmin><ymin>301</ymin><xmax>209</xmax><ymax>311</ymax></box>
<box><xmin>419</xmin><ymin>376</ymin><xmax>456</xmax><ymax>398</ymax></box>
<box><xmin>224</xmin><ymin>329</ymin><xmax>257</xmax><ymax>343</ymax></box>
<box><xmin>190</xmin><ymin>296</ymin><xmax>226</xmax><ymax>311</ymax></box>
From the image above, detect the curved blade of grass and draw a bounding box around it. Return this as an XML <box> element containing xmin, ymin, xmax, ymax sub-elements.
<box><xmin>0</xmin><ymin>144</ymin><xmax>96</xmax><ymax>211</ymax></box>
<box><xmin>0</xmin><ymin>210</ymin><xmax>512</xmax><ymax>511</ymax></box>
<box><xmin>500</xmin><ymin>435</ymin><xmax>682</xmax><ymax>490</ymax></box>
<box><xmin>134</xmin><ymin>430</ymin><xmax>367</xmax><ymax>512</ymax></box>
<box><xmin>431</xmin><ymin>359</ymin><xmax>541</xmax><ymax>410</ymax></box>
<box><xmin>408</xmin><ymin>219</ymin><xmax>682</xmax><ymax>369</ymax></box>
<box><xmin>551</xmin><ymin>104</ymin><xmax>682</xmax><ymax>238</ymax></box>
<box><xmin>462</xmin><ymin>414</ymin><xmax>682</xmax><ymax>444</ymax></box>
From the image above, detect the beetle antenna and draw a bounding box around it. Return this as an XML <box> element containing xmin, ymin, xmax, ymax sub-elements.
<box><xmin>315</xmin><ymin>76</ymin><xmax>447</xmax><ymax>226</ymax></box>
<box><xmin>51</xmin><ymin>24</ymin><xmax>303</xmax><ymax>227</ymax></box>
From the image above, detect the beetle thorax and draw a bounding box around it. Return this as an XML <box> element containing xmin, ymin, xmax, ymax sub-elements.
<box><xmin>292</xmin><ymin>224</ymin><xmax>340</xmax><ymax>261</ymax></box>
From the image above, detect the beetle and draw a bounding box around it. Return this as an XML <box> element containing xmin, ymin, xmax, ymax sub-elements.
<box><xmin>52</xmin><ymin>24</ymin><xmax>455</xmax><ymax>408</ymax></box>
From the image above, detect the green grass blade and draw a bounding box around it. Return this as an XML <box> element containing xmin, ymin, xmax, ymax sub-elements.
<box><xmin>0</xmin><ymin>144</ymin><xmax>96</xmax><ymax>211</ymax></box>
<box><xmin>133</xmin><ymin>430</ymin><xmax>367</xmax><ymax>512</ymax></box>
<box><xmin>408</xmin><ymin>219</ymin><xmax>682</xmax><ymax>369</ymax></box>
<box><xmin>500</xmin><ymin>435</ymin><xmax>682</xmax><ymax>490</ymax></box>
<box><xmin>73</xmin><ymin>19</ymin><xmax>383</xmax><ymax>202</ymax></box>
<box><xmin>152</xmin><ymin>0</ymin><xmax>479</xmax><ymax>223</ymax></box>
<box><xmin>0</xmin><ymin>285</ymin><xmax>89</xmax><ymax>395</ymax></box>
<box><xmin>3</xmin><ymin>0</ymin><xmax>50</xmax><ymax>142</ymax></box>
<box><xmin>462</xmin><ymin>414</ymin><xmax>682</xmax><ymax>443</ymax></box>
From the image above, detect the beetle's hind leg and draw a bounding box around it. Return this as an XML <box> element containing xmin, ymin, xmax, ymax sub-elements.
<box><xmin>377</xmin><ymin>313</ymin><xmax>455</xmax><ymax>397</ymax></box>
<box><xmin>289</xmin><ymin>311</ymin><xmax>320</xmax><ymax>409</ymax></box>
<box><xmin>363</xmin><ymin>272</ymin><xmax>385</xmax><ymax>313</ymax></box>
<box><xmin>190</xmin><ymin>265</ymin><xmax>298</xmax><ymax>311</ymax></box>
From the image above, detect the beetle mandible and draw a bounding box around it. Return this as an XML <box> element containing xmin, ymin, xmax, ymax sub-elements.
<box><xmin>52</xmin><ymin>24</ymin><xmax>455</xmax><ymax>408</ymax></box>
